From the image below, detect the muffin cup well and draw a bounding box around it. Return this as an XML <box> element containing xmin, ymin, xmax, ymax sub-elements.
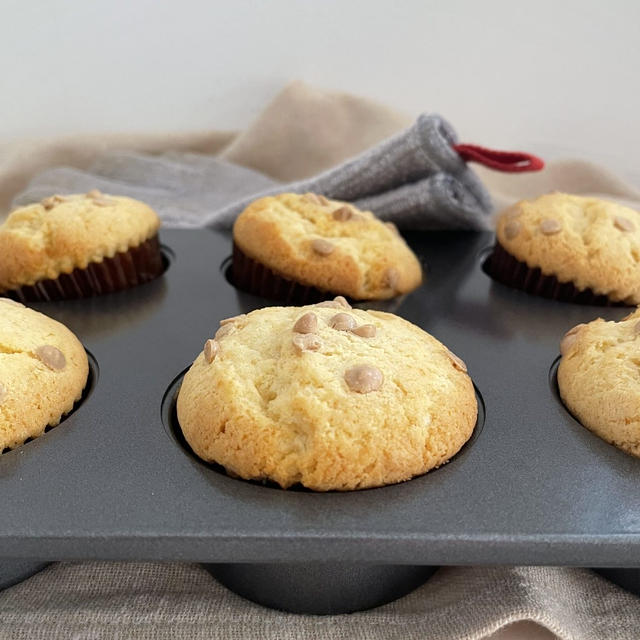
<box><xmin>1</xmin><ymin>235</ymin><xmax>164</xmax><ymax>302</ymax></box>
<box><xmin>231</xmin><ymin>242</ymin><xmax>334</xmax><ymax>304</ymax></box>
<box><xmin>483</xmin><ymin>242</ymin><xmax>623</xmax><ymax>306</ymax></box>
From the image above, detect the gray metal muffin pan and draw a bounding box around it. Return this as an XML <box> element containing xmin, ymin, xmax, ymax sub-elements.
<box><xmin>1</xmin><ymin>229</ymin><xmax>639</xmax><ymax>613</ymax></box>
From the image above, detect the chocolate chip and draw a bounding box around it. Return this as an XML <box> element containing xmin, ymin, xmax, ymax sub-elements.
<box><xmin>86</xmin><ymin>189</ymin><xmax>103</xmax><ymax>199</ymax></box>
<box><xmin>352</xmin><ymin>324</ymin><xmax>376</xmax><ymax>338</ymax></box>
<box><xmin>41</xmin><ymin>196</ymin><xmax>63</xmax><ymax>210</ymax></box>
<box><xmin>312</xmin><ymin>238</ymin><xmax>335</xmax><ymax>256</ymax></box>
<box><xmin>317</xmin><ymin>296</ymin><xmax>351</xmax><ymax>309</ymax></box>
<box><xmin>303</xmin><ymin>193</ymin><xmax>323</xmax><ymax>205</ymax></box>
<box><xmin>329</xmin><ymin>313</ymin><xmax>356</xmax><ymax>331</ymax></box>
<box><xmin>215</xmin><ymin>324</ymin><xmax>234</xmax><ymax>340</ymax></box>
<box><xmin>540</xmin><ymin>218</ymin><xmax>562</xmax><ymax>235</ymax></box>
<box><xmin>293</xmin><ymin>312</ymin><xmax>318</xmax><ymax>334</ymax></box>
<box><xmin>35</xmin><ymin>345</ymin><xmax>66</xmax><ymax>371</ymax></box>
<box><xmin>92</xmin><ymin>196</ymin><xmax>117</xmax><ymax>207</ymax></box>
<box><xmin>565</xmin><ymin>323</ymin><xmax>586</xmax><ymax>338</ymax></box>
<box><xmin>560</xmin><ymin>324</ymin><xmax>586</xmax><ymax>355</ymax></box>
<box><xmin>0</xmin><ymin>383</ymin><xmax>6</xmax><ymax>405</ymax></box>
<box><xmin>385</xmin><ymin>221</ymin><xmax>399</xmax><ymax>234</ymax></box>
<box><xmin>560</xmin><ymin>333</ymin><xmax>578</xmax><ymax>356</ymax></box>
<box><xmin>504</xmin><ymin>220</ymin><xmax>522</xmax><ymax>240</ymax></box>
<box><xmin>614</xmin><ymin>216</ymin><xmax>635</xmax><ymax>232</ymax></box>
<box><xmin>332</xmin><ymin>206</ymin><xmax>353</xmax><ymax>221</ymax></box>
<box><xmin>385</xmin><ymin>267</ymin><xmax>400</xmax><ymax>290</ymax></box>
<box><xmin>317</xmin><ymin>195</ymin><xmax>330</xmax><ymax>205</ymax></box>
<box><xmin>344</xmin><ymin>365</ymin><xmax>384</xmax><ymax>393</ymax></box>
<box><xmin>219</xmin><ymin>314</ymin><xmax>246</xmax><ymax>326</ymax></box>
<box><xmin>292</xmin><ymin>334</ymin><xmax>321</xmax><ymax>353</ymax></box>
<box><xmin>203</xmin><ymin>339</ymin><xmax>219</xmax><ymax>363</ymax></box>
<box><xmin>448</xmin><ymin>351</ymin><xmax>468</xmax><ymax>373</ymax></box>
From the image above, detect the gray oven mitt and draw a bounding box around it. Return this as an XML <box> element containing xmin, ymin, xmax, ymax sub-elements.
<box><xmin>13</xmin><ymin>114</ymin><xmax>493</xmax><ymax>231</ymax></box>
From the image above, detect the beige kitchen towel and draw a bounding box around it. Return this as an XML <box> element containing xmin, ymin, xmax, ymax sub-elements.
<box><xmin>1</xmin><ymin>562</ymin><xmax>638</xmax><ymax>640</ymax></box>
<box><xmin>2</xmin><ymin>80</ymin><xmax>639</xmax><ymax>219</ymax></box>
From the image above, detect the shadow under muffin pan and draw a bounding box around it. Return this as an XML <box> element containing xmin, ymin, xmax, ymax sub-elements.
<box><xmin>1</xmin><ymin>229</ymin><xmax>640</xmax><ymax>612</ymax></box>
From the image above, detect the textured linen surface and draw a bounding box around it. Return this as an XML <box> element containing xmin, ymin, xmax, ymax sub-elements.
<box><xmin>1</xmin><ymin>82</ymin><xmax>640</xmax><ymax>640</ymax></box>
<box><xmin>1</xmin><ymin>563</ymin><xmax>639</xmax><ymax>640</ymax></box>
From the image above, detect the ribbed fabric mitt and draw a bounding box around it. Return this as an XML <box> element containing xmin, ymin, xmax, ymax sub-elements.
<box><xmin>13</xmin><ymin>114</ymin><xmax>493</xmax><ymax>231</ymax></box>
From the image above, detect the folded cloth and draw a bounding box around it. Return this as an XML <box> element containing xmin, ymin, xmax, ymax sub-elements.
<box><xmin>13</xmin><ymin>114</ymin><xmax>494</xmax><ymax>231</ymax></box>
<box><xmin>1</xmin><ymin>562</ymin><xmax>638</xmax><ymax>640</ymax></box>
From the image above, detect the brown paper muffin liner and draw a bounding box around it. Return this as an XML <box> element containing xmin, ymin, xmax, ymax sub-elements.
<box><xmin>483</xmin><ymin>242</ymin><xmax>624</xmax><ymax>306</ymax></box>
<box><xmin>1</xmin><ymin>235</ymin><xmax>164</xmax><ymax>303</ymax></box>
<box><xmin>232</xmin><ymin>242</ymin><xmax>335</xmax><ymax>304</ymax></box>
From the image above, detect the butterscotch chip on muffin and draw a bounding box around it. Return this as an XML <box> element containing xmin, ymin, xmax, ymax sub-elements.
<box><xmin>232</xmin><ymin>193</ymin><xmax>422</xmax><ymax>302</ymax></box>
<box><xmin>0</xmin><ymin>300</ymin><xmax>89</xmax><ymax>452</ymax></box>
<box><xmin>487</xmin><ymin>193</ymin><xmax>640</xmax><ymax>304</ymax></box>
<box><xmin>558</xmin><ymin>308</ymin><xmax>640</xmax><ymax>456</ymax></box>
<box><xmin>0</xmin><ymin>191</ymin><xmax>163</xmax><ymax>301</ymax></box>
<box><xmin>176</xmin><ymin>300</ymin><xmax>477</xmax><ymax>491</ymax></box>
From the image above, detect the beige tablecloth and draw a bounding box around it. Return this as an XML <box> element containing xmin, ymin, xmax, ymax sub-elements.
<box><xmin>1</xmin><ymin>82</ymin><xmax>640</xmax><ymax>640</ymax></box>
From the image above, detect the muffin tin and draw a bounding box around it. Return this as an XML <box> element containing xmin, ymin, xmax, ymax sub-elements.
<box><xmin>1</xmin><ymin>228</ymin><xmax>639</xmax><ymax>614</ymax></box>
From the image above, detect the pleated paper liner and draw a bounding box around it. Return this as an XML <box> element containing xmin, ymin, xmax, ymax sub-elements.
<box><xmin>232</xmin><ymin>242</ymin><xmax>337</xmax><ymax>304</ymax></box>
<box><xmin>483</xmin><ymin>242</ymin><xmax>626</xmax><ymax>306</ymax></box>
<box><xmin>1</xmin><ymin>235</ymin><xmax>164</xmax><ymax>302</ymax></box>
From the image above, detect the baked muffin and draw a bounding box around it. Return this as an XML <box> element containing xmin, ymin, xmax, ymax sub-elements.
<box><xmin>485</xmin><ymin>193</ymin><xmax>640</xmax><ymax>305</ymax></box>
<box><xmin>0</xmin><ymin>190</ymin><xmax>163</xmax><ymax>301</ymax></box>
<box><xmin>232</xmin><ymin>193</ymin><xmax>422</xmax><ymax>302</ymax></box>
<box><xmin>177</xmin><ymin>297</ymin><xmax>477</xmax><ymax>491</ymax></box>
<box><xmin>558</xmin><ymin>308</ymin><xmax>640</xmax><ymax>456</ymax></box>
<box><xmin>0</xmin><ymin>299</ymin><xmax>89</xmax><ymax>452</ymax></box>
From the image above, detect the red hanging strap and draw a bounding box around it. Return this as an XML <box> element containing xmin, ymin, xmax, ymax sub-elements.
<box><xmin>453</xmin><ymin>143</ymin><xmax>544</xmax><ymax>173</ymax></box>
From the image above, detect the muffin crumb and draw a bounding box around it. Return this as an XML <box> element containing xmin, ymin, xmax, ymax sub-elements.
<box><xmin>292</xmin><ymin>333</ymin><xmax>321</xmax><ymax>352</ymax></box>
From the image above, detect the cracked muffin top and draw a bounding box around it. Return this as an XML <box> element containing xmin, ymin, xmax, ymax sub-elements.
<box><xmin>176</xmin><ymin>297</ymin><xmax>477</xmax><ymax>491</ymax></box>
<box><xmin>232</xmin><ymin>192</ymin><xmax>422</xmax><ymax>300</ymax></box>
<box><xmin>495</xmin><ymin>193</ymin><xmax>640</xmax><ymax>304</ymax></box>
<box><xmin>0</xmin><ymin>299</ymin><xmax>88</xmax><ymax>452</ymax></box>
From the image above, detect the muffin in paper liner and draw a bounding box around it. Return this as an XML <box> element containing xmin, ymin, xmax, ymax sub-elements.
<box><xmin>231</xmin><ymin>193</ymin><xmax>422</xmax><ymax>303</ymax></box>
<box><xmin>1</xmin><ymin>235</ymin><xmax>164</xmax><ymax>303</ymax></box>
<box><xmin>483</xmin><ymin>242</ymin><xmax>622</xmax><ymax>306</ymax></box>
<box><xmin>0</xmin><ymin>300</ymin><xmax>90</xmax><ymax>454</ymax></box>
<box><xmin>232</xmin><ymin>242</ymin><xmax>333</xmax><ymax>305</ymax></box>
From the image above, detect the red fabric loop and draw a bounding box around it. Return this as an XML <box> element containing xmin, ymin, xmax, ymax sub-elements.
<box><xmin>453</xmin><ymin>143</ymin><xmax>544</xmax><ymax>173</ymax></box>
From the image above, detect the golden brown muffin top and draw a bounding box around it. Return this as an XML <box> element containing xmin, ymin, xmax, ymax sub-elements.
<box><xmin>0</xmin><ymin>299</ymin><xmax>88</xmax><ymax>451</ymax></box>
<box><xmin>496</xmin><ymin>193</ymin><xmax>640</xmax><ymax>303</ymax></box>
<box><xmin>0</xmin><ymin>191</ymin><xmax>160</xmax><ymax>290</ymax></box>
<box><xmin>177</xmin><ymin>299</ymin><xmax>477</xmax><ymax>491</ymax></box>
<box><xmin>233</xmin><ymin>193</ymin><xmax>422</xmax><ymax>300</ymax></box>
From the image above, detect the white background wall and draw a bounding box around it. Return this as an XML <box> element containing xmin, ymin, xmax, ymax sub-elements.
<box><xmin>2</xmin><ymin>0</ymin><xmax>639</xmax><ymax>184</ymax></box>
